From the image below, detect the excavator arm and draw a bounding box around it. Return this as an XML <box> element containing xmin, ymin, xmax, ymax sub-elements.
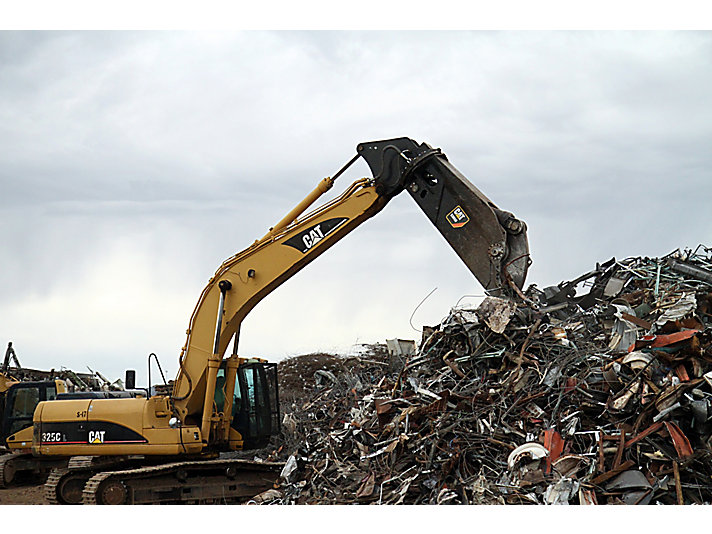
<box><xmin>172</xmin><ymin>137</ymin><xmax>530</xmax><ymax>444</ymax></box>
<box><xmin>357</xmin><ymin>138</ymin><xmax>529</xmax><ymax>291</ymax></box>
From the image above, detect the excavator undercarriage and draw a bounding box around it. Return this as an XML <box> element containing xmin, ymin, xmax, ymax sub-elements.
<box><xmin>44</xmin><ymin>455</ymin><xmax>284</xmax><ymax>504</ymax></box>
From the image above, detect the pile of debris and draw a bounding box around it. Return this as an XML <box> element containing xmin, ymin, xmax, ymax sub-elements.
<box><xmin>266</xmin><ymin>244</ymin><xmax>712</xmax><ymax>505</ymax></box>
<box><xmin>2</xmin><ymin>341</ymin><xmax>119</xmax><ymax>392</ymax></box>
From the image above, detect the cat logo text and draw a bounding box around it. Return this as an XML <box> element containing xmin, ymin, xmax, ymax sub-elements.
<box><xmin>89</xmin><ymin>430</ymin><xmax>106</xmax><ymax>444</ymax></box>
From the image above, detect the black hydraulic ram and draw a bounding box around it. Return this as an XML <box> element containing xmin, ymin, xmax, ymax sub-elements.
<box><xmin>356</xmin><ymin>137</ymin><xmax>530</xmax><ymax>296</ymax></box>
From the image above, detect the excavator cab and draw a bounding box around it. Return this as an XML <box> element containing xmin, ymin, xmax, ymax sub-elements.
<box><xmin>214</xmin><ymin>361</ymin><xmax>279</xmax><ymax>450</ymax></box>
<box><xmin>2</xmin><ymin>381</ymin><xmax>62</xmax><ymax>447</ymax></box>
<box><xmin>236</xmin><ymin>362</ymin><xmax>280</xmax><ymax>448</ymax></box>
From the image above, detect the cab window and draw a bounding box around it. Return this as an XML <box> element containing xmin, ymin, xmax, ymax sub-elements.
<box><xmin>12</xmin><ymin>387</ymin><xmax>38</xmax><ymax>418</ymax></box>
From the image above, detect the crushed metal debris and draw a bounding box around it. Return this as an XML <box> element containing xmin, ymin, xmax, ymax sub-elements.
<box><xmin>261</xmin><ymin>244</ymin><xmax>712</xmax><ymax>505</ymax></box>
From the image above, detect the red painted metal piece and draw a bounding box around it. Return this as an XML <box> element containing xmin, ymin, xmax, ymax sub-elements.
<box><xmin>624</xmin><ymin>421</ymin><xmax>664</xmax><ymax>448</ymax></box>
<box><xmin>664</xmin><ymin>421</ymin><xmax>694</xmax><ymax>458</ymax></box>
<box><xmin>631</xmin><ymin>330</ymin><xmax>699</xmax><ymax>352</ymax></box>
<box><xmin>675</xmin><ymin>364</ymin><xmax>690</xmax><ymax>382</ymax></box>
<box><xmin>542</xmin><ymin>429</ymin><xmax>565</xmax><ymax>474</ymax></box>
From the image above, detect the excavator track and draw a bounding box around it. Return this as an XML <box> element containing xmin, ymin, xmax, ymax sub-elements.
<box><xmin>0</xmin><ymin>453</ymin><xmax>17</xmax><ymax>487</ymax></box>
<box><xmin>67</xmin><ymin>455</ymin><xmax>95</xmax><ymax>470</ymax></box>
<box><xmin>45</xmin><ymin>467</ymin><xmax>99</xmax><ymax>505</ymax></box>
<box><xmin>0</xmin><ymin>452</ymin><xmax>66</xmax><ymax>488</ymax></box>
<box><xmin>82</xmin><ymin>458</ymin><xmax>285</xmax><ymax>505</ymax></box>
<box><xmin>44</xmin><ymin>456</ymin><xmax>137</xmax><ymax>504</ymax></box>
<box><xmin>45</xmin><ymin>468</ymin><xmax>72</xmax><ymax>504</ymax></box>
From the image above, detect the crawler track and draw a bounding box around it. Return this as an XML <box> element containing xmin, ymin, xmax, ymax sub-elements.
<box><xmin>81</xmin><ymin>458</ymin><xmax>285</xmax><ymax>504</ymax></box>
<box><xmin>45</xmin><ymin>468</ymin><xmax>76</xmax><ymax>504</ymax></box>
<box><xmin>0</xmin><ymin>453</ymin><xmax>17</xmax><ymax>487</ymax></box>
<box><xmin>0</xmin><ymin>452</ymin><xmax>66</xmax><ymax>488</ymax></box>
<box><xmin>44</xmin><ymin>456</ymin><xmax>139</xmax><ymax>504</ymax></box>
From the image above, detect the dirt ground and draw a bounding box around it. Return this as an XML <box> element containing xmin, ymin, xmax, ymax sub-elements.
<box><xmin>0</xmin><ymin>482</ymin><xmax>46</xmax><ymax>505</ymax></box>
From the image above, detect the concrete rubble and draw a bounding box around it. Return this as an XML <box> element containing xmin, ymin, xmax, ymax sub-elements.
<box><xmin>261</xmin><ymin>244</ymin><xmax>712</xmax><ymax>504</ymax></box>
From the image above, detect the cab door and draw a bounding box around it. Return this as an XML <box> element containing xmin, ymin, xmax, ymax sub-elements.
<box><xmin>1</xmin><ymin>381</ymin><xmax>57</xmax><ymax>445</ymax></box>
<box><xmin>231</xmin><ymin>363</ymin><xmax>279</xmax><ymax>449</ymax></box>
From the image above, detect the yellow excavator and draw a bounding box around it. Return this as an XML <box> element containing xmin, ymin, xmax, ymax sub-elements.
<box><xmin>1</xmin><ymin>373</ymin><xmax>67</xmax><ymax>486</ymax></box>
<box><xmin>0</xmin><ymin>342</ymin><xmax>110</xmax><ymax>486</ymax></box>
<box><xmin>32</xmin><ymin>137</ymin><xmax>530</xmax><ymax>504</ymax></box>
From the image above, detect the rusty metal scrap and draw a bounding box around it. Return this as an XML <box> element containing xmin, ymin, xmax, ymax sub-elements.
<box><xmin>1</xmin><ymin>341</ymin><xmax>116</xmax><ymax>392</ymax></box>
<box><xmin>266</xmin><ymin>244</ymin><xmax>712</xmax><ymax>505</ymax></box>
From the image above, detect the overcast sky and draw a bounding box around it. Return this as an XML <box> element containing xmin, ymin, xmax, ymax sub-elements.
<box><xmin>1</xmin><ymin>31</ymin><xmax>711</xmax><ymax>385</ymax></box>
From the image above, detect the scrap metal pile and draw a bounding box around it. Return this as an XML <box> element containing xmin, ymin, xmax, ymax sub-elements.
<box><xmin>266</xmin><ymin>244</ymin><xmax>712</xmax><ymax>505</ymax></box>
<box><xmin>1</xmin><ymin>341</ymin><xmax>118</xmax><ymax>392</ymax></box>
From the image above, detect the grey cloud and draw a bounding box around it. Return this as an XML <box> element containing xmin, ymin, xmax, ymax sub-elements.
<box><xmin>2</xmin><ymin>31</ymin><xmax>711</xmax><ymax>381</ymax></box>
